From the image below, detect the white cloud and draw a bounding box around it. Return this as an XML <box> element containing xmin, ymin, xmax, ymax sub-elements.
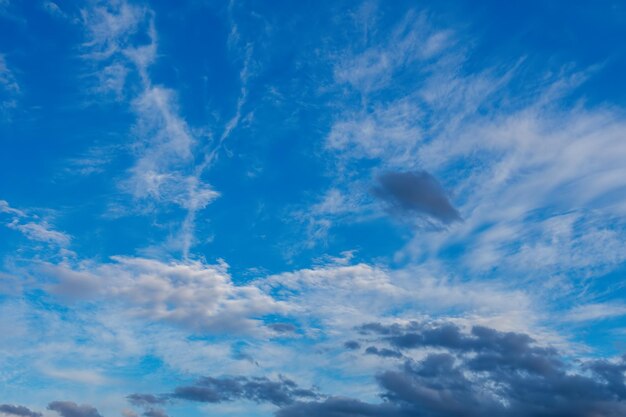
<box><xmin>41</xmin><ymin>366</ymin><xmax>109</xmax><ymax>385</ymax></box>
<box><xmin>327</xmin><ymin>99</ymin><xmax>424</xmax><ymax>164</ymax></box>
<box><xmin>0</xmin><ymin>54</ymin><xmax>19</xmax><ymax>116</ymax></box>
<box><xmin>407</xmin><ymin>104</ymin><xmax>626</xmax><ymax>279</ymax></box>
<box><xmin>79</xmin><ymin>0</ymin><xmax>219</xmax><ymax>256</ymax></box>
<box><xmin>81</xmin><ymin>1</ymin><xmax>147</xmax><ymax>61</ymax></box>
<box><xmin>42</xmin><ymin>1</ymin><xmax>68</xmax><ymax>19</ymax></box>
<box><xmin>0</xmin><ymin>54</ymin><xmax>19</xmax><ymax>94</ymax></box>
<box><xmin>7</xmin><ymin>220</ymin><xmax>71</xmax><ymax>246</ymax></box>
<box><xmin>566</xmin><ymin>303</ymin><xmax>626</xmax><ymax>322</ymax></box>
<box><xmin>126</xmin><ymin>87</ymin><xmax>196</xmax><ymax>200</ymax></box>
<box><xmin>263</xmin><ymin>264</ymin><xmax>402</xmax><ymax>324</ymax></box>
<box><xmin>334</xmin><ymin>12</ymin><xmax>452</xmax><ymax>93</ymax></box>
<box><xmin>260</xmin><ymin>261</ymin><xmax>541</xmax><ymax>338</ymax></box>
<box><xmin>43</xmin><ymin>256</ymin><xmax>285</xmax><ymax>334</ymax></box>
<box><xmin>321</xmin><ymin>9</ymin><xmax>626</xmax><ymax>313</ymax></box>
<box><xmin>1</xmin><ymin>200</ymin><xmax>71</xmax><ymax>249</ymax></box>
<box><xmin>0</xmin><ymin>199</ymin><xmax>25</xmax><ymax>216</ymax></box>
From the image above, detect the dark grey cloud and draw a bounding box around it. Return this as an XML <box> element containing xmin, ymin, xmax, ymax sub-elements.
<box><xmin>283</xmin><ymin>322</ymin><xmax>626</xmax><ymax>417</ymax></box>
<box><xmin>142</xmin><ymin>409</ymin><xmax>168</xmax><ymax>417</ymax></box>
<box><xmin>372</xmin><ymin>171</ymin><xmax>461</xmax><ymax>223</ymax></box>
<box><xmin>344</xmin><ymin>340</ymin><xmax>361</xmax><ymax>350</ymax></box>
<box><xmin>132</xmin><ymin>323</ymin><xmax>626</xmax><ymax>417</ymax></box>
<box><xmin>276</xmin><ymin>397</ymin><xmax>399</xmax><ymax>417</ymax></box>
<box><xmin>360</xmin><ymin>321</ymin><xmax>560</xmax><ymax>376</ymax></box>
<box><xmin>0</xmin><ymin>404</ymin><xmax>42</xmax><ymax>417</ymax></box>
<box><xmin>47</xmin><ymin>402</ymin><xmax>102</xmax><ymax>417</ymax></box>
<box><xmin>126</xmin><ymin>394</ymin><xmax>169</xmax><ymax>417</ymax></box>
<box><xmin>268</xmin><ymin>323</ymin><xmax>298</xmax><ymax>333</ymax></box>
<box><xmin>171</xmin><ymin>375</ymin><xmax>319</xmax><ymax>406</ymax></box>
<box><xmin>364</xmin><ymin>346</ymin><xmax>403</xmax><ymax>358</ymax></box>
<box><xmin>126</xmin><ymin>394</ymin><xmax>167</xmax><ymax>407</ymax></box>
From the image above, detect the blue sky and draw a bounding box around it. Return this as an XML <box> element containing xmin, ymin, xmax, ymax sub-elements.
<box><xmin>2</xmin><ymin>1</ymin><xmax>626</xmax><ymax>416</ymax></box>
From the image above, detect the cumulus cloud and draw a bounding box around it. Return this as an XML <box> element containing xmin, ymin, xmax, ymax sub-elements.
<box><xmin>260</xmin><ymin>262</ymin><xmax>538</xmax><ymax>337</ymax></box>
<box><xmin>132</xmin><ymin>322</ymin><xmax>626</xmax><ymax>417</ymax></box>
<box><xmin>168</xmin><ymin>375</ymin><xmax>318</xmax><ymax>406</ymax></box>
<box><xmin>43</xmin><ymin>256</ymin><xmax>284</xmax><ymax>333</ymax></box>
<box><xmin>0</xmin><ymin>404</ymin><xmax>41</xmax><ymax>417</ymax></box>
<box><xmin>373</xmin><ymin>171</ymin><xmax>461</xmax><ymax>224</ymax></box>
<box><xmin>277</xmin><ymin>322</ymin><xmax>626</xmax><ymax>417</ymax></box>
<box><xmin>47</xmin><ymin>402</ymin><xmax>102</xmax><ymax>417</ymax></box>
<box><xmin>260</xmin><ymin>263</ymin><xmax>404</xmax><ymax>329</ymax></box>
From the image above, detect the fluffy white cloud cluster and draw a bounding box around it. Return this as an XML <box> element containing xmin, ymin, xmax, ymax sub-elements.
<box><xmin>43</xmin><ymin>257</ymin><xmax>285</xmax><ymax>334</ymax></box>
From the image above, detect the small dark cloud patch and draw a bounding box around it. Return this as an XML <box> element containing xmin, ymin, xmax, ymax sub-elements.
<box><xmin>269</xmin><ymin>323</ymin><xmax>298</xmax><ymax>333</ymax></box>
<box><xmin>344</xmin><ymin>340</ymin><xmax>361</xmax><ymax>350</ymax></box>
<box><xmin>357</xmin><ymin>322</ymin><xmax>407</xmax><ymax>335</ymax></box>
<box><xmin>365</xmin><ymin>346</ymin><xmax>403</xmax><ymax>358</ymax></box>
<box><xmin>373</xmin><ymin>171</ymin><xmax>461</xmax><ymax>224</ymax></box>
<box><xmin>47</xmin><ymin>402</ymin><xmax>102</xmax><ymax>417</ymax></box>
<box><xmin>276</xmin><ymin>397</ymin><xmax>398</xmax><ymax>417</ymax></box>
<box><xmin>171</xmin><ymin>375</ymin><xmax>319</xmax><ymax>406</ymax></box>
<box><xmin>127</xmin><ymin>394</ymin><xmax>167</xmax><ymax>407</ymax></box>
<box><xmin>0</xmin><ymin>404</ymin><xmax>42</xmax><ymax>417</ymax></box>
<box><xmin>142</xmin><ymin>409</ymin><xmax>168</xmax><ymax>417</ymax></box>
<box><xmin>127</xmin><ymin>394</ymin><xmax>169</xmax><ymax>417</ymax></box>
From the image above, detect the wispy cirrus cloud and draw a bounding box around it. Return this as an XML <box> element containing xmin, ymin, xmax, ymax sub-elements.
<box><xmin>566</xmin><ymin>303</ymin><xmax>626</xmax><ymax>323</ymax></box>
<box><xmin>0</xmin><ymin>200</ymin><xmax>71</xmax><ymax>249</ymax></box>
<box><xmin>308</xmin><ymin>7</ymin><xmax>626</xmax><ymax>316</ymax></box>
<box><xmin>0</xmin><ymin>54</ymin><xmax>19</xmax><ymax>118</ymax></box>
<box><xmin>0</xmin><ymin>54</ymin><xmax>19</xmax><ymax>94</ymax></box>
<box><xmin>79</xmin><ymin>0</ymin><xmax>220</xmax><ymax>256</ymax></box>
